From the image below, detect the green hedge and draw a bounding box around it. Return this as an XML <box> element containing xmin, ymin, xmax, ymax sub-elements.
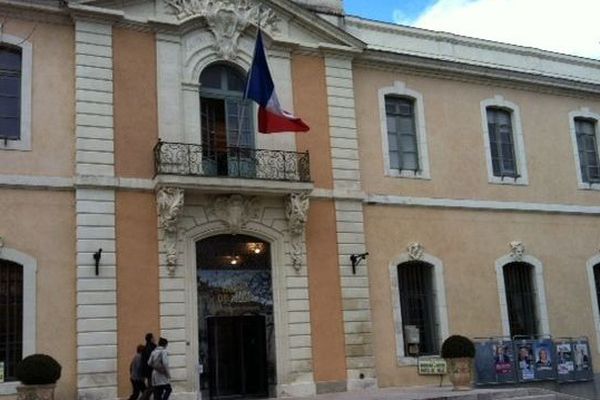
<box><xmin>441</xmin><ymin>335</ymin><xmax>476</xmax><ymax>359</ymax></box>
<box><xmin>16</xmin><ymin>354</ymin><xmax>62</xmax><ymax>385</ymax></box>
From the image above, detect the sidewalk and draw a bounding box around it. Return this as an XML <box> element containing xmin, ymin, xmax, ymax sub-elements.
<box><xmin>287</xmin><ymin>385</ymin><xmax>578</xmax><ymax>400</ymax></box>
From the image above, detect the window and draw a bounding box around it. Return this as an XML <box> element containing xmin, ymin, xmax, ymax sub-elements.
<box><xmin>487</xmin><ymin>107</ymin><xmax>518</xmax><ymax>178</ymax></box>
<box><xmin>575</xmin><ymin>118</ymin><xmax>600</xmax><ymax>184</ymax></box>
<box><xmin>397</xmin><ymin>261</ymin><xmax>438</xmax><ymax>355</ymax></box>
<box><xmin>586</xmin><ymin>257</ymin><xmax>600</xmax><ymax>352</ymax></box>
<box><xmin>503</xmin><ymin>262</ymin><xmax>538</xmax><ymax>337</ymax></box>
<box><xmin>0</xmin><ymin>260</ymin><xmax>23</xmax><ymax>381</ymax></box>
<box><xmin>480</xmin><ymin>97</ymin><xmax>528</xmax><ymax>185</ymax></box>
<box><xmin>199</xmin><ymin>63</ymin><xmax>254</xmax><ymax>178</ymax></box>
<box><xmin>593</xmin><ymin>264</ymin><xmax>600</xmax><ymax>315</ymax></box>
<box><xmin>386</xmin><ymin>96</ymin><xmax>419</xmax><ymax>172</ymax></box>
<box><xmin>0</xmin><ymin>35</ymin><xmax>31</xmax><ymax>151</ymax></box>
<box><xmin>379</xmin><ymin>81</ymin><xmax>430</xmax><ymax>179</ymax></box>
<box><xmin>0</xmin><ymin>46</ymin><xmax>21</xmax><ymax>142</ymax></box>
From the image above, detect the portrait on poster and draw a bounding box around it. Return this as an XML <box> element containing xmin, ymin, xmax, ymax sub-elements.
<box><xmin>517</xmin><ymin>344</ymin><xmax>535</xmax><ymax>380</ymax></box>
<box><xmin>574</xmin><ymin>343</ymin><xmax>590</xmax><ymax>371</ymax></box>
<box><xmin>493</xmin><ymin>343</ymin><xmax>513</xmax><ymax>375</ymax></box>
<box><xmin>557</xmin><ymin>343</ymin><xmax>574</xmax><ymax>375</ymax></box>
<box><xmin>534</xmin><ymin>342</ymin><xmax>552</xmax><ymax>371</ymax></box>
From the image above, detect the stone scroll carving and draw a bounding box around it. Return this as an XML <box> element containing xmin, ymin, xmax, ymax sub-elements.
<box><xmin>164</xmin><ymin>0</ymin><xmax>280</xmax><ymax>60</ymax></box>
<box><xmin>286</xmin><ymin>193</ymin><xmax>309</xmax><ymax>272</ymax></box>
<box><xmin>209</xmin><ymin>194</ymin><xmax>260</xmax><ymax>234</ymax></box>
<box><xmin>509</xmin><ymin>241</ymin><xmax>525</xmax><ymax>261</ymax></box>
<box><xmin>407</xmin><ymin>242</ymin><xmax>424</xmax><ymax>261</ymax></box>
<box><xmin>157</xmin><ymin>187</ymin><xmax>185</xmax><ymax>276</ymax></box>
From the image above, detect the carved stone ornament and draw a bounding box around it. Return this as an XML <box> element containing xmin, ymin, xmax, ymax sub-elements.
<box><xmin>286</xmin><ymin>193</ymin><xmax>309</xmax><ymax>272</ymax></box>
<box><xmin>164</xmin><ymin>0</ymin><xmax>280</xmax><ymax>60</ymax></box>
<box><xmin>209</xmin><ymin>194</ymin><xmax>260</xmax><ymax>234</ymax></box>
<box><xmin>407</xmin><ymin>242</ymin><xmax>424</xmax><ymax>261</ymax></box>
<box><xmin>509</xmin><ymin>241</ymin><xmax>525</xmax><ymax>261</ymax></box>
<box><xmin>157</xmin><ymin>187</ymin><xmax>185</xmax><ymax>276</ymax></box>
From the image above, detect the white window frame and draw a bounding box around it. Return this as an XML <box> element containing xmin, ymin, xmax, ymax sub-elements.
<box><xmin>495</xmin><ymin>254</ymin><xmax>549</xmax><ymax>338</ymax></box>
<box><xmin>388</xmin><ymin>251</ymin><xmax>448</xmax><ymax>365</ymax></box>
<box><xmin>586</xmin><ymin>254</ymin><xmax>600</xmax><ymax>353</ymax></box>
<box><xmin>0</xmin><ymin>247</ymin><xmax>37</xmax><ymax>394</ymax></box>
<box><xmin>481</xmin><ymin>96</ymin><xmax>528</xmax><ymax>185</ymax></box>
<box><xmin>379</xmin><ymin>81</ymin><xmax>431</xmax><ymax>180</ymax></box>
<box><xmin>568</xmin><ymin>108</ymin><xmax>600</xmax><ymax>191</ymax></box>
<box><xmin>0</xmin><ymin>34</ymin><xmax>32</xmax><ymax>151</ymax></box>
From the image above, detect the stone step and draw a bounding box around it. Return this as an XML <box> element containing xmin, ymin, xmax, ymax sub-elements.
<box><xmin>510</xmin><ymin>395</ymin><xmax>557</xmax><ymax>400</ymax></box>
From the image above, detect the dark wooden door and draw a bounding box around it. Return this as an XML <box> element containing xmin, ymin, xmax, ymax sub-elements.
<box><xmin>207</xmin><ymin>315</ymin><xmax>268</xmax><ymax>399</ymax></box>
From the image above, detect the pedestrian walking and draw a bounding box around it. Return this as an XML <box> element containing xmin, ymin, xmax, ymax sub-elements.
<box><xmin>139</xmin><ymin>333</ymin><xmax>157</xmax><ymax>400</ymax></box>
<box><xmin>128</xmin><ymin>344</ymin><xmax>146</xmax><ymax>400</ymax></box>
<box><xmin>148</xmin><ymin>337</ymin><xmax>172</xmax><ymax>400</ymax></box>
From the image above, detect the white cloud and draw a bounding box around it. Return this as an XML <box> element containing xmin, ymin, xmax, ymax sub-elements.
<box><xmin>409</xmin><ymin>0</ymin><xmax>600</xmax><ymax>59</ymax></box>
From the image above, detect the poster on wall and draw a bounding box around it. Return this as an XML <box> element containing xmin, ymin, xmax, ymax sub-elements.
<box><xmin>556</xmin><ymin>343</ymin><xmax>574</xmax><ymax>376</ymax></box>
<box><xmin>516</xmin><ymin>343</ymin><xmax>535</xmax><ymax>381</ymax></box>
<box><xmin>493</xmin><ymin>343</ymin><xmax>513</xmax><ymax>376</ymax></box>
<box><xmin>574</xmin><ymin>343</ymin><xmax>590</xmax><ymax>371</ymax></box>
<box><xmin>474</xmin><ymin>339</ymin><xmax>517</xmax><ymax>385</ymax></box>
<box><xmin>0</xmin><ymin>361</ymin><xmax>4</xmax><ymax>383</ymax></box>
<box><xmin>534</xmin><ymin>342</ymin><xmax>553</xmax><ymax>371</ymax></box>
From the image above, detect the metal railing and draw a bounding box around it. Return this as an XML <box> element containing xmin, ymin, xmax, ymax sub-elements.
<box><xmin>154</xmin><ymin>140</ymin><xmax>311</xmax><ymax>183</ymax></box>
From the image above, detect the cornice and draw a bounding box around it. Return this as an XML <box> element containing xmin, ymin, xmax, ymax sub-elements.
<box><xmin>356</xmin><ymin>51</ymin><xmax>600</xmax><ymax>99</ymax></box>
<box><xmin>0</xmin><ymin>1</ymin><xmax>71</xmax><ymax>25</ymax></box>
<box><xmin>346</xmin><ymin>16</ymin><xmax>600</xmax><ymax>70</ymax></box>
<box><xmin>66</xmin><ymin>3</ymin><xmax>124</xmax><ymax>24</ymax></box>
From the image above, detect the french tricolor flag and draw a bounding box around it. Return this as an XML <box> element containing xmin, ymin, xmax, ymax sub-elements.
<box><xmin>245</xmin><ymin>31</ymin><xmax>310</xmax><ymax>133</ymax></box>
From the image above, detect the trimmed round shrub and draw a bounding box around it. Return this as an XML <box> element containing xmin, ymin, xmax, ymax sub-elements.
<box><xmin>441</xmin><ymin>335</ymin><xmax>476</xmax><ymax>359</ymax></box>
<box><xmin>16</xmin><ymin>354</ymin><xmax>62</xmax><ymax>385</ymax></box>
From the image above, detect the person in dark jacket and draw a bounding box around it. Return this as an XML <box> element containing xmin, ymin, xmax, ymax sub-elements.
<box><xmin>139</xmin><ymin>333</ymin><xmax>157</xmax><ymax>400</ymax></box>
<box><xmin>128</xmin><ymin>344</ymin><xmax>146</xmax><ymax>400</ymax></box>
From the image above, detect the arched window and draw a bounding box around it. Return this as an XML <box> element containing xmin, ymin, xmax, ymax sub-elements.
<box><xmin>0</xmin><ymin>259</ymin><xmax>23</xmax><ymax>381</ymax></box>
<box><xmin>503</xmin><ymin>262</ymin><xmax>538</xmax><ymax>337</ymax></box>
<box><xmin>397</xmin><ymin>261</ymin><xmax>438</xmax><ymax>355</ymax></box>
<box><xmin>199</xmin><ymin>63</ymin><xmax>254</xmax><ymax>177</ymax></box>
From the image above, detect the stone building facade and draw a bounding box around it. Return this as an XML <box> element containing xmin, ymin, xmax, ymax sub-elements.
<box><xmin>1</xmin><ymin>0</ymin><xmax>600</xmax><ymax>399</ymax></box>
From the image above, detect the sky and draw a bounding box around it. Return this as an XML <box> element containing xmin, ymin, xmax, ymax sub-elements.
<box><xmin>344</xmin><ymin>0</ymin><xmax>600</xmax><ymax>60</ymax></box>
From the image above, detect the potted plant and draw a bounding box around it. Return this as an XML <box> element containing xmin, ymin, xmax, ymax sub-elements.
<box><xmin>441</xmin><ymin>335</ymin><xmax>476</xmax><ymax>391</ymax></box>
<box><xmin>15</xmin><ymin>354</ymin><xmax>62</xmax><ymax>400</ymax></box>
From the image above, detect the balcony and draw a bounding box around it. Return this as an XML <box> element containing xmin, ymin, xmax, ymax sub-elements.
<box><xmin>154</xmin><ymin>140</ymin><xmax>313</xmax><ymax>194</ymax></box>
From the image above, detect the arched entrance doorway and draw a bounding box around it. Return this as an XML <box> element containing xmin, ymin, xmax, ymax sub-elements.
<box><xmin>196</xmin><ymin>234</ymin><xmax>275</xmax><ymax>399</ymax></box>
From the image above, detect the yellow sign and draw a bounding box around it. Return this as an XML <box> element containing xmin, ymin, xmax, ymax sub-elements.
<box><xmin>418</xmin><ymin>358</ymin><xmax>447</xmax><ymax>375</ymax></box>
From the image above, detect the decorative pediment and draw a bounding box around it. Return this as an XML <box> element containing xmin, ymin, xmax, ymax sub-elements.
<box><xmin>164</xmin><ymin>0</ymin><xmax>280</xmax><ymax>60</ymax></box>
<box><xmin>209</xmin><ymin>194</ymin><xmax>261</xmax><ymax>234</ymax></box>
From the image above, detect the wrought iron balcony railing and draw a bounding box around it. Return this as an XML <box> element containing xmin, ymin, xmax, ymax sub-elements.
<box><xmin>154</xmin><ymin>140</ymin><xmax>311</xmax><ymax>183</ymax></box>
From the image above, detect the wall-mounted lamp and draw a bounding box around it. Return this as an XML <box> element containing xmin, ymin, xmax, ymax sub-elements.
<box><xmin>93</xmin><ymin>248</ymin><xmax>102</xmax><ymax>276</ymax></box>
<box><xmin>350</xmin><ymin>252</ymin><xmax>369</xmax><ymax>275</ymax></box>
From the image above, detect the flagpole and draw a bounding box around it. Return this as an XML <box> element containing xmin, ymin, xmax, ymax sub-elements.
<box><xmin>236</xmin><ymin>7</ymin><xmax>263</xmax><ymax>149</ymax></box>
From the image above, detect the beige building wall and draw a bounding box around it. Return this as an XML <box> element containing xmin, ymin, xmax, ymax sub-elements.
<box><xmin>364</xmin><ymin>205</ymin><xmax>600</xmax><ymax>387</ymax></box>
<box><xmin>353</xmin><ymin>66</ymin><xmax>600</xmax><ymax>206</ymax></box>
<box><xmin>0</xmin><ymin>189</ymin><xmax>76</xmax><ymax>399</ymax></box>
<box><xmin>0</xmin><ymin>19</ymin><xmax>74</xmax><ymax>177</ymax></box>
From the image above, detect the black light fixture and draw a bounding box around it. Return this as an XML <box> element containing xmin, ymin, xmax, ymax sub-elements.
<box><xmin>93</xmin><ymin>248</ymin><xmax>102</xmax><ymax>276</ymax></box>
<box><xmin>349</xmin><ymin>252</ymin><xmax>369</xmax><ymax>275</ymax></box>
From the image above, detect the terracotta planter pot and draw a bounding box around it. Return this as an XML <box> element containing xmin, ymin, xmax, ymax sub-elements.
<box><xmin>447</xmin><ymin>357</ymin><xmax>473</xmax><ymax>391</ymax></box>
<box><xmin>16</xmin><ymin>383</ymin><xmax>56</xmax><ymax>400</ymax></box>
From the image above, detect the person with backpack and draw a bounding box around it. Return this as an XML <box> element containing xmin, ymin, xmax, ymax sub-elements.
<box><xmin>139</xmin><ymin>333</ymin><xmax>157</xmax><ymax>400</ymax></box>
<box><xmin>148</xmin><ymin>337</ymin><xmax>172</xmax><ymax>400</ymax></box>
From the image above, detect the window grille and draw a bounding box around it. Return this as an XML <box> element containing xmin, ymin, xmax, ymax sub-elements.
<box><xmin>575</xmin><ymin>118</ymin><xmax>600</xmax><ymax>183</ymax></box>
<box><xmin>487</xmin><ymin>107</ymin><xmax>518</xmax><ymax>178</ymax></box>
<box><xmin>397</xmin><ymin>261</ymin><xmax>437</xmax><ymax>355</ymax></box>
<box><xmin>503</xmin><ymin>262</ymin><xmax>538</xmax><ymax>337</ymax></box>
<box><xmin>0</xmin><ymin>45</ymin><xmax>22</xmax><ymax>141</ymax></box>
<box><xmin>385</xmin><ymin>96</ymin><xmax>419</xmax><ymax>172</ymax></box>
<box><xmin>0</xmin><ymin>260</ymin><xmax>23</xmax><ymax>381</ymax></box>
